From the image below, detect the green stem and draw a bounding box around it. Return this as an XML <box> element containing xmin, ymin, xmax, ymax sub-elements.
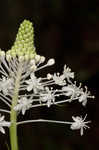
<box><xmin>10</xmin><ymin>63</ymin><xmax>23</xmax><ymax>150</ymax></box>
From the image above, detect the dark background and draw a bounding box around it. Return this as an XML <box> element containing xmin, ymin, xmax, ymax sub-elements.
<box><xmin>0</xmin><ymin>0</ymin><xmax>97</xmax><ymax>150</ymax></box>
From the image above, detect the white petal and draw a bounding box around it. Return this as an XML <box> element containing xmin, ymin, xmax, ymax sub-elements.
<box><xmin>79</xmin><ymin>95</ymin><xmax>84</xmax><ymax>102</ymax></box>
<box><xmin>3</xmin><ymin>88</ymin><xmax>8</xmax><ymax>95</ymax></box>
<box><xmin>22</xmin><ymin>108</ymin><xmax>26</xmax><ymax>115</ymax></box>
<box><xmin>80</xmin><ymin>127</ymin><xmax>83</xmax><ymax>136</ymax></box>
<box><xmin>47</xmin><ymin>100</ymin><xmax>51</xmax><ymax>107</ymax></box>
<box><xmin>30</xmin><ymin>73</ymin><xmax>35</xmax><ymax>80</ymax></box>
<box><xmin>27</xmin><ymin>84</ymin><xmax>33</xmax><ymax>91</ymax></box>
<box><xmin>82</xmin><ymin>100</ymin><xmax>87</xmax><ymax>106</ymax></box>
<box><xmin>0</xmin><ymin>115</ymin><xmax>4</xmax><ymax>121</ymax></box>
<box><xmin>0</xmin><ymin>127</ymin><xmax>5</xmax><ymax>134</ymax></box>
<box><xmin>25</xmin><ymin>80</ymin><xmax>31</xmax><ymax>84</ymax></box>
<box><xmin>14</xmin><ymin>104</ymin><xmax>22</xmax><ymax>111</ymax></box>
<box><xmin>66</xmin><ymin>91</ymin><xmax>73</xmax><ymax>96</ymax></box>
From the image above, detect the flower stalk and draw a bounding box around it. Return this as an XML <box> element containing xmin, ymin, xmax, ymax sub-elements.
<box><xmin>10</xmin><ymin>63</ymin><xmax>23</xmax><ymax>150</ymax></box>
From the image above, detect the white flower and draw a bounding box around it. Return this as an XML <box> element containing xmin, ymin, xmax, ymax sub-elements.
<box><xmin>14</xmin><ymin>97</ymin><xmax>33</xmax><ymax>115</ymax></box>
<box><xmin>62</xmin><ymin>82</ymin><xmax>84</xmax><ymax>99</ymax></box>
<box><xmin>0</xmin><ymin>76</ymin><xmax>14</xmax><ymax>95</ymax></box>
<box><xmin>70</xmin><ymin>115</ymin><xmax>91</xmax><ymax>136</ymax></box>
<box><xmin>79</xmin><ymin>93</ymin><xmax>88</xmax><ymax>106</ymax></box>
<box><xmin>40</xmin><ymin>87</ymin><xmax>55</xmax><ymax>107</ymax></box>
<box><xmin>25</xmin><ymin>73</ymin><xmax>43</xmax><ymax>93</ymax></box>
<box><xmin>53</xmin><ymin>73</ymin><xmax>66</xmax><ymax>86</ymax></box>
<box><xmin>0</xmin><ymin>114</ymin><xmax>11</xmax><ymax>134</ymax></box>
<box><xmin>63</xmin><ymin>65</ymin><xmax>74</xmax><ymax>82</ymax></box>
<box><xmin>79</xmin><ymin>86</ymin><xmax>95</xmax><ymax>106</ymax></box>
<box><xmin>62</xmin><ymin>83</ymin><xmax>81</xmax><ymax>99</ymax></box>
<box><xmin>62</xmin><ymin>85</ymin><xmax>75</xmax><ymax>97</ymax></box>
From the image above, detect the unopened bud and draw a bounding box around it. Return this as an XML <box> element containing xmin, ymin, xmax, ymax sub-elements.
<box><xmin>40</xmin><ymin>56</ymin><xmax>45</xmax><ymax>63</ymax></box>
<box><xmin>35</xmin><ymin>55</ymin><xmax>41</xmax><ymax>62</ymax></box>
<box><xmin>47</xmin><ymin>73</ymin><xmax>52</xmax><ymax>80</ymax></box>
<box><xmin>47</xmin><ymin>58</ymin><xmax>55</xmax><ymax>66</ymax></box>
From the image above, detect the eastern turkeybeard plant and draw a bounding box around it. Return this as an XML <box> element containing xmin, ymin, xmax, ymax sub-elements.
<box><xmin>0</xmin><ymin>20</ymin><xmax>94</xmax><ymax>150</ymax></box>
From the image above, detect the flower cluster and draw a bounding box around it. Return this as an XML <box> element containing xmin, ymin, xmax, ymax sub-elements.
<box><xmin>0</xmin><ymin>20</ymin><xmax>94</xmax><ymax>137</ymax></box>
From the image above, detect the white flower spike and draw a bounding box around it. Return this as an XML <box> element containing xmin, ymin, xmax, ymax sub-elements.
<box><xmin>0</xmin><ymin>20</ymin><xmax>94</xmax><ymax>146</ymax></box>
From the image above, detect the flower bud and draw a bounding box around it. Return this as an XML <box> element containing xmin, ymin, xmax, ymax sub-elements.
<box><xmin>47</xmin><ymin>58</ymin><xmax>55</xmax><ymax>66</ymax></box>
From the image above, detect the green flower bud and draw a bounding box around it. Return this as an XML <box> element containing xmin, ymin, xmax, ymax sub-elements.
<box><xmin>10</xmin><ymin>20</ymin><xmax>36</xmax><ymax>59</ymax></box>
